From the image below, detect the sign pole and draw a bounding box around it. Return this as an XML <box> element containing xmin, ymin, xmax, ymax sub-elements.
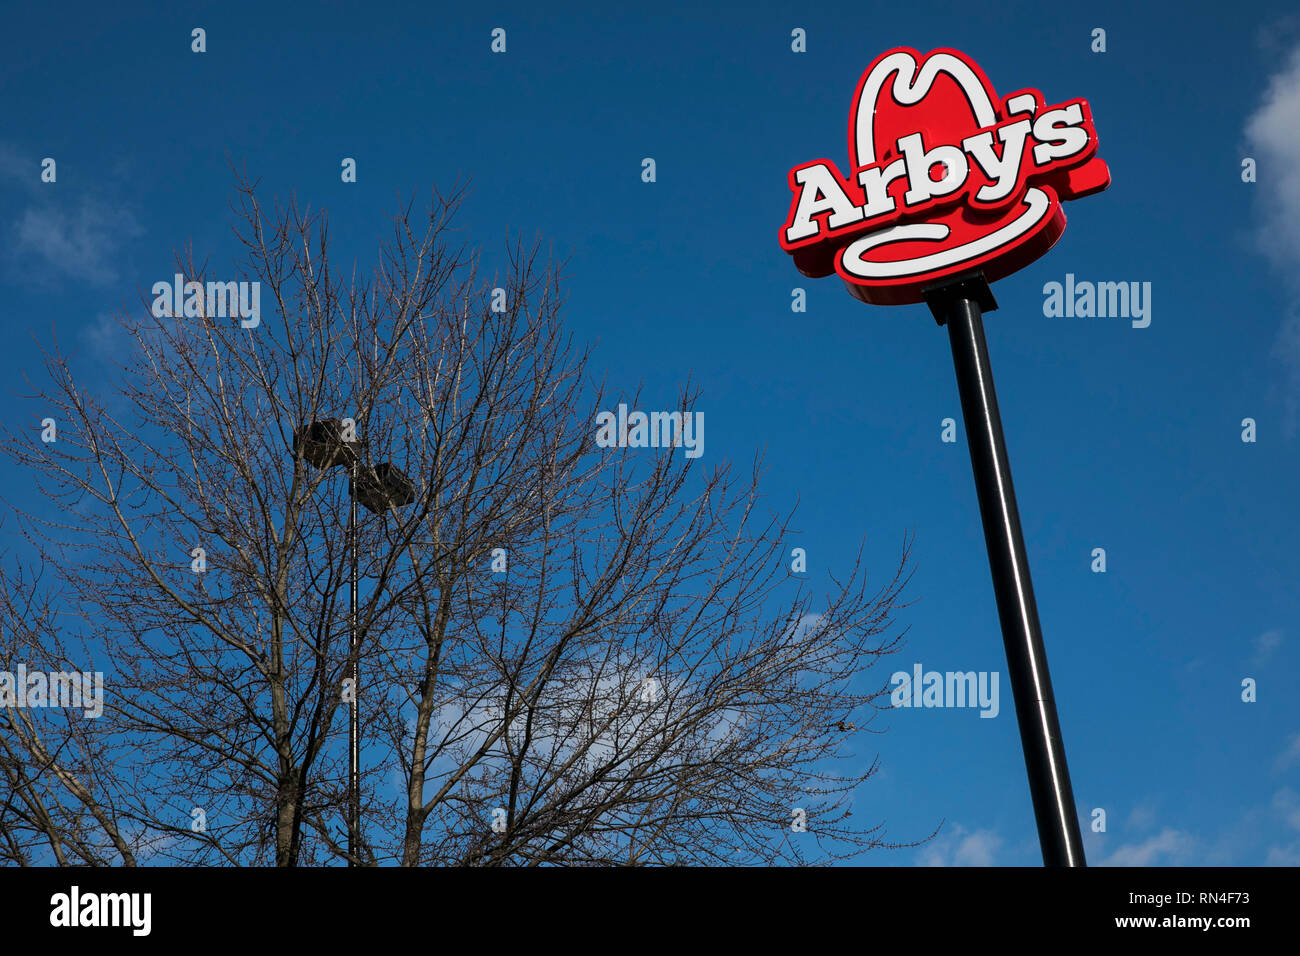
<box><xmin>348</xmin><ymin>461</ymin><xmax>360</xmax><ymax>867</ymax></box>
<box><xmin>925</xmin><ymin>272</ymin><xmax>1087</xmax><ymax>867</ymax></box>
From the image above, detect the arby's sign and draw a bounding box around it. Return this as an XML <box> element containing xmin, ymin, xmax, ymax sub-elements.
<box><xmin>779</xmin><ymin>47</ymin><xmax>1110</xmax><ymax>305</ymax></box>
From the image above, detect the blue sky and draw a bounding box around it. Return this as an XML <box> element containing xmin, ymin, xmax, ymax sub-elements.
<box><xmin>2</xmin><ymin>0</ymin><xmax>1298</xmax><ymax>865</ymax></box>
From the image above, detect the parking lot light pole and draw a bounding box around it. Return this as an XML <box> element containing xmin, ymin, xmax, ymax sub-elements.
<box><xmin>293</xmin><ymin>419</ymin><xmax>416</xmax><ymax>866</ymax></box>
<box><xmin>347</xmin><ymin>457</ymin><xmax>359</xmax><ymax>864</ymax></box>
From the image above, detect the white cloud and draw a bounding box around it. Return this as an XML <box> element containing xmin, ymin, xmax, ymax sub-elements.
<box><xmin>1251</xmin><ymin>628</ymin><xmax>1283</xmax><ymax>665</ymax></box>
<box><xmin>1265</xmin><ymin>789</ymin><xmax>1300</xmax><ymax>863</ymax></box>
<box><xmin>1245</xmin><ymin>43</ymin><xmax>1300</xmax><ymax>436</ymax></box>
<box><xmin>1125</xmin><ymin>802</ymin><xmax>1158</xmax><ymax>830</ymax></box>
<box><xmin>1092</xmin><ymin>788</ymin><xmax>1300</xmax><ymax>864</ymax></box>
<box><xmin>78</xmin><ymin>311</ymin><xmax>133</xmax><ymax>362</ymax></box>
<box><xmin>918</xmin><ymin>823</ymin><xmax>1002</xmax><ymax>866</ymax></box>
<box><xmin>1245</xmin><ymin>45</ymin><xmax>1300</xmax><ymax>265</ymax></box>
<box><xmin>1276</xmin><ymin>734</ymin><xmax>1300</xmax><ymax>773</ymax></box>
<box><xmin>1098</xmin><ymin>827</ymin><xmax>1197</xmax><ymax>866</ymax></box>
<box><xmin>1265</xmin><ymin>844</ymin><xmax>1300</xmax><ymax>865</ymax></box>
<box><xmin>13</xmin><ymin>199</ymin><xmax>142</xmax><ymax>284</ymax></box>
<box><xmin>1272</xmin><ymin>787</ymin><xmax>1300</xmax><ymax>830</ymax></box>
<box><xmin>0</xmin><ymin>142</ymin><xmax>32</xmax><ymax>185</ymax></box>
<box><xmin>0</xmin><ymin>141</ymin><xmax>142</xmax><ymax>284</ymax></box>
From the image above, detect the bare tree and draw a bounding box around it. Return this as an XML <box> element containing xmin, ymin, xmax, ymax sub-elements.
<box><xmin>0</xmin><ymin>560</ymin><xmax>136</xmax><ymax>865</ymax></box>
<box><xmin>0</xmin><ymin>173</ymin><xmax>920</xmax><ymax>866</ymax></box>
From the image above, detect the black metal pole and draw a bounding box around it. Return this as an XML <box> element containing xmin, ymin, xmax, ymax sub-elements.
<box><xmin>348</xmin><ymin>462</ymin><xmax>359</xmax><ymax>867</ymax></box>
<box><xmin>924</xmin><ymin>273</ymin><xmax>1086</xmax><ymax>867</ymax></box>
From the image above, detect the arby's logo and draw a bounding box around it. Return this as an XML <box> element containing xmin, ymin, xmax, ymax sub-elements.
<box><xmin>779</xmin><ymin>47</ymin><xmax>1110</xmax><ymax>305</ymax></box>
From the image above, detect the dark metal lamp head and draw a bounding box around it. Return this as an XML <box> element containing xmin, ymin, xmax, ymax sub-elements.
<box><xmin>351</xmin><ymin>462</ymin><xmax>416</xmax><ymax>514</ymax></box>
<box><xmin>292</xmin><ymin>418</ymin><xmax>361</xmax><ymax>469</ymax></box>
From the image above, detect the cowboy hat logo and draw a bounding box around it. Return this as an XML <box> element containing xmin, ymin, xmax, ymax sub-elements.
<box><xmin>779</xmin><ymin>47</ymin><xmax>1110</xmax><ymax>305</ymax></box>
